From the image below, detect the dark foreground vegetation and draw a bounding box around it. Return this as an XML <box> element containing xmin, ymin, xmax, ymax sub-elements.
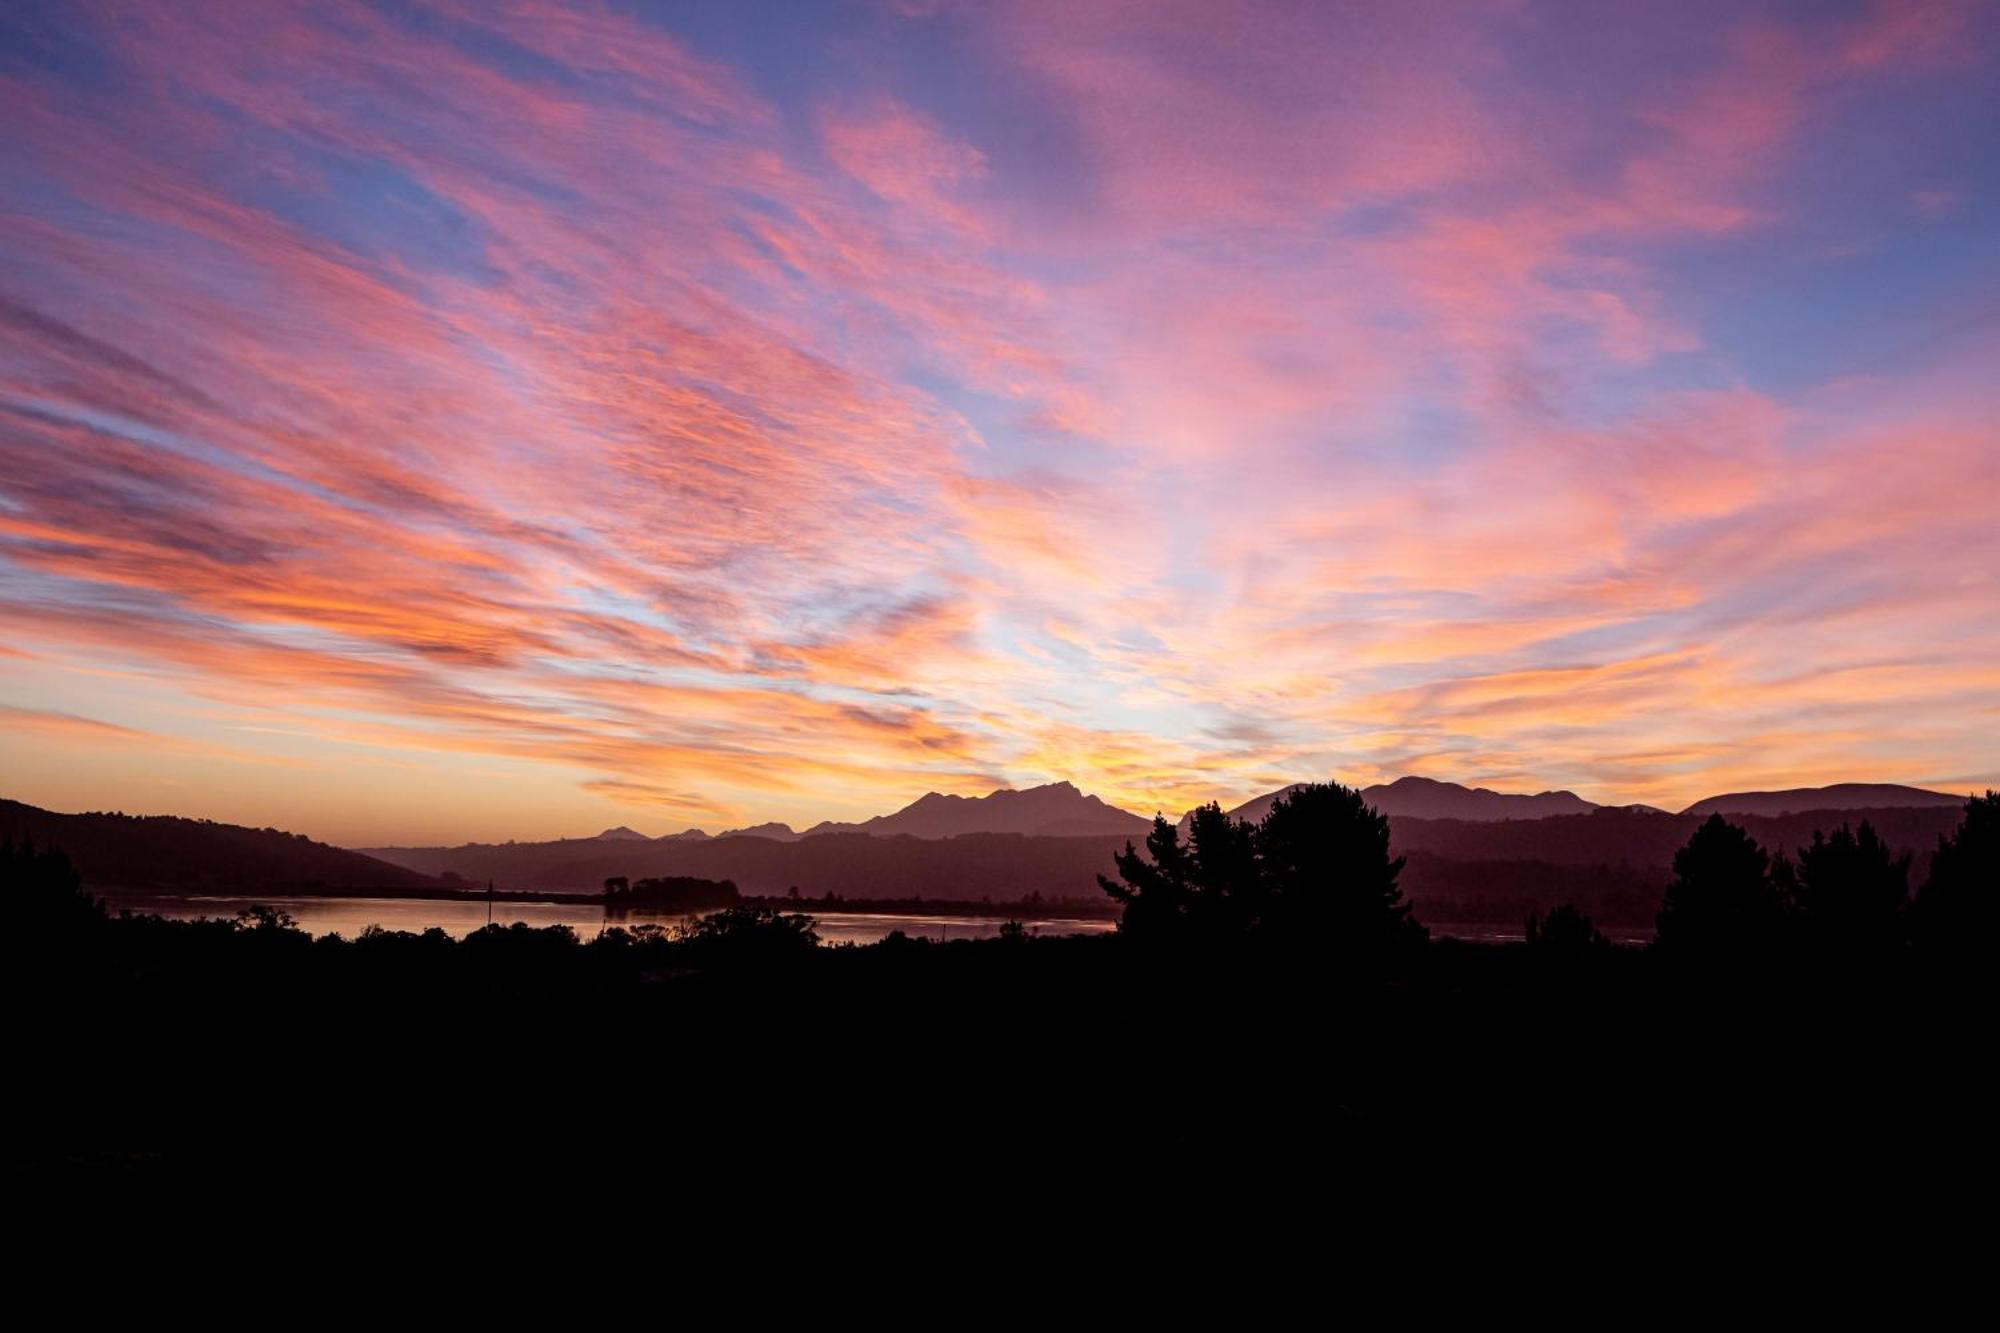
<box><xmin>7</xmin><ymin>785</ymin><xmax>1994</xmax><ymax>1223</ymax></box>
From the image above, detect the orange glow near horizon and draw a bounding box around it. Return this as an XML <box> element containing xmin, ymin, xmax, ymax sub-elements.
<box><xmin>2</xmin><ymin>1</ymin><xmax>1996</xmax><ymax>846</ymax></box>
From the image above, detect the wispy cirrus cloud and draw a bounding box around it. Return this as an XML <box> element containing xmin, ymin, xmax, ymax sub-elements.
<box><xmin>1</xmin><ymin>0</ymin><xmax>1994</xmax><ymax>840</ymax></box>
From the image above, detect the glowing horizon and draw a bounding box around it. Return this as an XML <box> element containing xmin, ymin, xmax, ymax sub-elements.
<box><xmin>2</xmin><ymin>1</ymin><xmax>1996</xmax><ymax>847</ymax></box>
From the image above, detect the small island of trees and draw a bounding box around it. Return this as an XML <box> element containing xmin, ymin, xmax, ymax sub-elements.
<box><xmin>601</xmin><ymin>873</ymin><xmax>740</xmax><ymax>914</ymax></box>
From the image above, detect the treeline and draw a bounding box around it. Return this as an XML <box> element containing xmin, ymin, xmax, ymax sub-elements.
<box><xmin>601</xmin><ymin>874</ymin><xmax>740</xmax><ymax>912</ymax></box>
<box><xmin>743</xmin><ymin>890</ymin><xmax>1117</xmax><ymax>919</ymax></box>
<box><xmin>1398</xmin><ymin>852</ymin><xmax>1665</xmax><ymax>926</ymax></box>
<box><xmin>1101</xmin><ymin>784</ymin><xmax>1998</xmax><ymax>971</ymax></box>
<box><xmin>1101</xmin><ymin>784</ymin><xmax>1426</xmax><ymax>963</ymax></box>
<box><xmin>361</xmin><ymin>800</ymin><xmax>1969</xmax><ymax>925</ymax></box>
<box><xmin>1388</xmin><ymin>802</ymin><xmax>1967</xmax><ymax>869</ymax></box>
<box><xmin>1653</xmin><ymin>802</ymin><xmax>1996</xmax><ymax>966</ymax></box>
<box><xmin>8</xmin><ymin>799</ymin><xmax>1995</xmax><ymax>1205</ymax></box>
<box><xmin>0</xmin><ymin>837</ymin><xmax>816</xmax><ymax>975</ymax></box>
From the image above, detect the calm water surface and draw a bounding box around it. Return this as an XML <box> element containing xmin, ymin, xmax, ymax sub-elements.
<box><xmin>92</xmin><ymin>892</ymin><xmax>1652</xmax><ymax>945</ymax></box>
<box><xmin>94</xmin><ymin>890</ymin><xmax>1117</xmax><ymax>944</ymax></box>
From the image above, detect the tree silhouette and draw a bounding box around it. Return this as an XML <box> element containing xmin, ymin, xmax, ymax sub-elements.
<box><xmin>675</xmin><ymin>904</ymin><xmax>819</xmax><ymax>964</ymax></box>
<box><xmin>1099</xmin><ymin>784</ymin><xmax>1423</xmax><ymax>962</ymax></box>
<box><xmin>1525</xmin><ymin>903</ymin><xmax>1611</xmax><ymax>958</ymax></box>
<box><xmin>1254</xmin><ymin>783</ymin><xmax>1425</xmax><ymax>959</ymax></box>
<box><xmin>1910</xmin><ymin>792</ymin><xmax>1997</xmax><ymax>963</ymax></box>
<box><xmin>1</xmin><ymin>837</ymin><xmax>102</xmax><ymax>937</ymax></box>
<box><xmin>1655</xmin><ymin>815</ymin><xmax>1787</xmax><ymax>961</ymax></box>
<box><xmin>1098</xmin><ymin>815</ymin><xmax>1197</xmax><ymax>940</ymax></box>
<box><xmin>1793</xmin><ymin>821</ymin><xmax>1909</xmax><ymax>959</ymax></box>
<box><xmin>1183</xmin><ymin>801</ymin><xmax>1260</xmax><ymax>934</ymax></box>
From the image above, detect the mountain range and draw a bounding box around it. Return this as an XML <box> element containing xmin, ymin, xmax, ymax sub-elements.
<box><xmin>6</xmin><ymin>776</ymin><xmax>1977</xmax><ymax>929</ymax></box>
<box><xmin>801</xmin><ymin>781</ymin><xmax>1151</xmax><ymax>840</ymax></box>
<box><xmin>605</xmin><ymin>781</ymin><xmax>1155</xmax><ymax>844</ymax></box>
<box><xmin>1181</xmin><ymin>776</ymin><xmax>1961</xmax><ymax>828</ymax></box>
<box><xmin>403</xmin><ymin>776</ymin><xmax>1970</xmax><ymax>857</ymax></box>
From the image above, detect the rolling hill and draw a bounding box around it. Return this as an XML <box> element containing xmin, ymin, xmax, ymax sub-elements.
<box><xmin>1184</xmin><ymin>776</ymin><xmax>1599</xmax><ymax>828</ymax></box>
<box><xmin>0</xmin><ymin>798</ymin><xmax>438</xmax><ymax>892</ymax></box>
<box><xmin>1679</xmin><ymin>783</ymin><xmax>1966</xmax><ymax>817</ymax></box>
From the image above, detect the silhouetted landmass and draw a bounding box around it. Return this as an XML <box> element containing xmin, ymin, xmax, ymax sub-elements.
<box><xmin>712</xmin><ymin>821</ymin><xmax>802</xmax><ymax>841</ymax></box>
<box><xmin>1910</xmin><ymin>789</ymin><xmax>1998</xmax><ymax>962</ymax></box>
<box><xmin>0</xmin><ymin>798</ymin><xmax>438</xmax><ymax>893</ymax></box>
<box><xmin>9</xmin><ymin>793</ymin><xmax>1993</xmax><ymax>1213</ymax></box>
<box><xmin>9</xmin><ymin>793</ymin><xmax>1971</xmax><ymax>936</ymax></box>
<box><xmin>363</xmin><ymin>829</ymin><xmax>1138</xmax><ymax>898</ymax></box>
<box><xmin>802</xmin><ymin>780</ymin><xmax>1152</xmax><ymax>839</ymax></box>
<box><xmin>1397</xmin><ymin>852</ymin><xmax>1666</xmax><ymax>926</ymax></box>
<box><xmin>602</xmin><ymin>874</ymin><xmax>739</xmax><ymax>913</ymax></box>
<box><xmin>1388</xmin><ymin>803</ymin><xmax>1967</xmax><ymax>866</ymax></box>
<box><xmin>1680</xmin><ymin>782</ymin><xmax>1964</xmax><ymax>817</ymax></box>
<box><xmin>1524</xmin><ymin>903</ymin><xmax>1612</xmax><ymax>959</ymax></box>
<box><xmin>1656</xmin><ymin>814</ymin><xmax>1790</xmax><ymax>962</ymax></box>
<box><xmin>739</xmin><ymin>892</ymin><xmax>1117</xmax><ymax>919</ymax></box>
<box><xmin>356</xmin><ymin>802</ymin><xmax>1966</xmax><ymax>929</ymax></box>
<box><xmin>1192</xmin><ymin>776</ymin><xmax>1601</xmax><ymax>828</ymax></box>
<box><xmin>1106</xmin><ymin>783</ymin><xmax>1428</xmax><ymax>965</ymax></box>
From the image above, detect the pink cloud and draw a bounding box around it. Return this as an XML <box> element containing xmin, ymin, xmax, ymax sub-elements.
<box><xmin>1</xmin><ymin>0</ymin><xmax>1994</xmax><ymax>834</ymax></box>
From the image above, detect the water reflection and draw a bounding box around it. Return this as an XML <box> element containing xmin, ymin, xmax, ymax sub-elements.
<box><xmin>92</xmin><ymin>890</ymin><xmax>1118</xmax><ymax>944</ymax></box>
<box><xmin>89</xmin><ymin>892</ymin><xmax>1646</xmax><ymax>945</ymax></box>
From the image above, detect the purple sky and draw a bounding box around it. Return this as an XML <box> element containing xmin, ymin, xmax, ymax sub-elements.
<box><xmin>1</xmin><ymin>0</ymin><xmax>1995</xmax><ymax>843</ymax></box>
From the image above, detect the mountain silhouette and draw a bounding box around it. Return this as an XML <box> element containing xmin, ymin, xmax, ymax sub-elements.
<box><xmin>1679</xmin><ymin>783</ymin><xmax>1965</xmax><ymax>817</ymax></box>
<box><xmin>359</xmin><ymin>802</ymin><xmax>1968</xmax><ymax>926</ymax></box>
<box><xmin>713</xmin><ymin>822</ymin><xmax>800</xmax><ymax>841</ymax></box>
<box><xmin>16</xmin><ymin>790</ymin><xmax>1969</xmax><ymax>932</ymax></box>
<box><xmin>655</xmin><ymin>828</ymin><xmax>710</xmax><ymax>842</ymax></box>
<box><xmin>801</xmin><ymin>781</ymin><xmax>1151</xmax><ymax>840</ymax></box>
<box><xmin>1183</xmin><ymin>776</ymin><xmax>1599</xmax><ymax>829</ymax></box>
<box><xmin>1364</xmin><ymin>776</ymin><xmax>1598</xmax><ymax>820</ymax></box>
<box><xmin>594</xmin><ymin>825</ymin><xmax>650</xmax><ymax>841</ymax></box>
<box><xmin>0</xmin><ymin>797</ymin><xmax>437</xmax><ymax>892</ymax></box>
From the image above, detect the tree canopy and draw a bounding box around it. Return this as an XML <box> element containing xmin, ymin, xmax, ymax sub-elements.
<box><xmin>1655</xmin><ymin>814</ymin><xmax>1788</xmax><ymax>960</ymax></box>
<box><xmin>1099</xmin><ymin>782</ymin><xmax>1425</xmax><ymax>962</ymax></box>
<box><xmin>1910</xmin><ymin>791</ymin><xmax>1997</xmax><ymax>962</ymax></box>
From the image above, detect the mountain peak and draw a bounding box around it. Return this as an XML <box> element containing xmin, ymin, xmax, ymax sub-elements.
<box><xmin>805</xmin><ymin>781</ymin><xmax>1148</xmax><ymax>840</ymax></box>
<box><xmin>714</xmin><ymin>822</ymin><xmax>799</xmax><ymax>841</ymax></box>
<box><xmin>1362</xmin><ymin>777</ymin><xmax>1598</xmax><ymax>821</ymax></box>
<box><xmin>594</xmin><ymin>826</ymin><xmax>649</xmax><ymax>841</ymax></box>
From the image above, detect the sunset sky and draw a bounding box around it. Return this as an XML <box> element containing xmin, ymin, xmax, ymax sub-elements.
<box><xmin>2</xmin><ymin>0</ymin><xmax>1996</xmax><ymax>845</ymax></box>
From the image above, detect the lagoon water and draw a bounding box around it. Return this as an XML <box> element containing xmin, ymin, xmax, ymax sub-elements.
<box><xmin>92</xmin><ymin>889</ymin><xmax>1118</xmax><ymax>944</ymax></box>
<box><xmin>90</xmin><ymin>890</ymin><xmax>1651</xmax><ymax>945</ymax></box>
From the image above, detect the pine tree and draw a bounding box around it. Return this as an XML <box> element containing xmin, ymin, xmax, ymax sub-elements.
<box><xmin>1910</xmin><ymin>792</ymin><xmax>1998</xmax><ymax>963</ymax></box>
<box><xmin>1253</xmin><ymin>783</ymin><xmax>1425</xmax><ymax>959</ymax></box>
<box><xmin>1794</xmin><ymin>821</ymin><xmax>1909</xmax><ymax>958</ymax></box>
<box><xmin>1656</xmin><ymin>815</ymin><xmax>1787</xmax><ymax>961</ymax></box>
<box><xmin>1098</xmin><ymin>815</ymin><xmax>1196</xmax><ymax>940</ymax></box>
